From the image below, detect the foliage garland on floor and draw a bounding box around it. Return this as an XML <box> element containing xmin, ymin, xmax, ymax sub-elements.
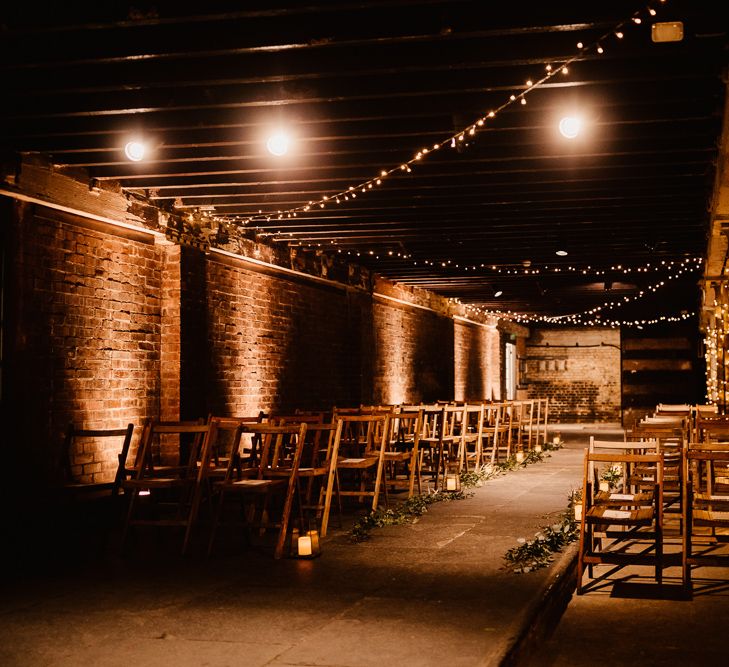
<box><xmin>349</xmin><ymin>442</ymin><xmax>563</xmax><ymax>543</ymax></box>
<box><xmin>502</xmin><ymin>489</ymin><xmax>581</xmax><ymax>573</ymax></box>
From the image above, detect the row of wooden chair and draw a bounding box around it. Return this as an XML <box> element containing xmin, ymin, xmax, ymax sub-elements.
<box><xmin>578</xmin><ymin>402</ymin><xmax>729</xmax><ymax>593</ymax></box>
<box><xmin>57</xmin><ymin>397</ymin><xmax>551</xmax><ymax>558</ymax></box>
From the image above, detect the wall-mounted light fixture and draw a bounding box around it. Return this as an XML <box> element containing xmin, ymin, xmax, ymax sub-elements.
<box><xmin>652</xmin><ymin>21</ymin><xmax>683</xmax><ymax>43</ymax></box>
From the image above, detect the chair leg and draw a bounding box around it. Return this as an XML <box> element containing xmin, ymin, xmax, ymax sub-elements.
<box><xmin>182</xmin><ymin>485</ymin><xmax>204</xmax><ymax>556</ymax></box>
<box><xmin>121</xmin><ymin>488</ymin><xmax>139</xmax><ymax>548</ymax></box>
<box><xmin>274</xmin><ymin>478</ymin><xmax>298</xmax><ymax>560</ymax></box>
<box><xmin>576</xmin><ymin>521</ymin><xmax>587</xmax><ymax>594</ymax></box>
<box><xmin>207</xmin><ymin>490</ymin><xmax>226</xmax><ymax>557</ymax></box>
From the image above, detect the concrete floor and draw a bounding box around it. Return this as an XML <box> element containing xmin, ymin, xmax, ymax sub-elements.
<box><xmin>1</xmin><ymin>433</ymin><xmax>586</xmax><ymax>667</ymax></box>
<box><xmin>4</xmin><ymin>426</ymin><xmax>728</xmax><ymax>667</ymax></box>
<box><xmin>528</xmin><ymin>427</ymin><xmax>729</xmax><ymax>667</ymax></box>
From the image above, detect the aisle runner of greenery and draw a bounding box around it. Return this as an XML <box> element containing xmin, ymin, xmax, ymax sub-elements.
<box><xmin>349</xmin><ymin>443</ymin><xmax>572</xmax><ymax>561</ymax></box>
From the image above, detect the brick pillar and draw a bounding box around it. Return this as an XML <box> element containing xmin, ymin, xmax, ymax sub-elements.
<box><xmin>160</xmin><ymin>243</ymin><xmax>181</xmax><ymax>422</ymax></box>
<box><xmin>179</xmin><ymin>245</ymin><xmax>208</xmax><ymax>420</ymax></box>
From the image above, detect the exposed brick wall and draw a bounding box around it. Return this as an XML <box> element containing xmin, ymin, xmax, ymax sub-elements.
<box><xmin>203</xmin><ymin>252</ymin><xmax>367</xmax><ymax>416</ymax></box>
<box><xmin>3</xmin><ymin>199</ymin><xmax>525</xmax><ymax>488</ymax></box>
<box><xmin>524</xmin><ymin>328</ymin><xmax>621</xmax><ymax>422</ymax></box>
<box><xmin>4</xmin><ymin>202</ymin><xmax>161</xmax><ymax>485</ymax></box>
<box><xmin>160</xmin><ymin>243</ymin><xmax>181</xmax><ymax>422</ymax></box>
<box><xmin>372</xmin><ymin>298</ymin><xmax>454</xmax><ymax>404</ymax></box>
<box><xmin>454</xmin><ymin>321</ymin><xmax>501</xmax><ymax>402</ymax></box>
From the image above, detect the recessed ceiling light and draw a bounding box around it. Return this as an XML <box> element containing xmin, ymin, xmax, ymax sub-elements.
<box><xmin>124</xmin><ymin>140</ymin><xmax>146</xmax><ymax>161</ymax></box>
<box><xmin>556</xmin><ymin>250</ymin><xmax>568</xmax><ymax>256</ymax></box>
<box><xmin>266</xmin><ymin>131</ymin><xmax>290</xmax><ymax>156</ymax></box>
<box><xmin>558</xmin><ymin>116</ymin><xmax>582</xmax><ymax>139</ymax></box>
<box><xmin>494</xmin><ymin>289</ymin><xmax>503</xmax><ymax>298</ymax></box>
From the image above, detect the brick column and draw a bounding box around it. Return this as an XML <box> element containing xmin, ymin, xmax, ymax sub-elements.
<box><xmin>160</xmin><ymin>243</ymin><xmax>181</xmax><ymax>422</ymax></box>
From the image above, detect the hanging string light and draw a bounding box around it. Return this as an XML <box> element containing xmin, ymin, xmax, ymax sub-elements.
<box><xmin>459</xmin><ymin>258</ymin><xmax>700</xmax><ymax>325</ymax></box>
<box><xmin>226</xmin><ymin>1</ymin><xmax>665</xmax><ymax>228</ymax></box>
<box><xmin>280</xmin><ymin>243</ymin><xmax>701</xmax><ymax>280</ymax></box>
<box><xmin>465</xmin><ymin>307</ymin><xmax>695</xmax><ymax>329</ymax></box>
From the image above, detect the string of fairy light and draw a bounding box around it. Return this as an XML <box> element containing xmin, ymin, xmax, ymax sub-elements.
<box><xmin>459</xmin><ymin>257</ymin><xmax>701</xmax><ymax>323</ymax></box>
<box><xmin>704</xmin><ymin>291</ymin><xmax>729</xmax><ymax>405</ymax></box>
<box><xmin>227</xmin><ymin>0</ymin><xmax>669</xmax><ymax>232</ymax></box>
<box><xmin>288</xmin><ymin>252</ymin><xmax>701</xmax><ymax>278</ymax></box>
<box><xmin>209</xmin><ymin>0</ymin><xmax>690</xmax><ymax>329</ymax></box>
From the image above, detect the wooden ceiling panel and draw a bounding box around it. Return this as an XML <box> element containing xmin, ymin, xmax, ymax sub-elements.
<box><xmin>2</xmin><ymin>0</ymin><xmax>726</xmax><ymax>319</ymax></box>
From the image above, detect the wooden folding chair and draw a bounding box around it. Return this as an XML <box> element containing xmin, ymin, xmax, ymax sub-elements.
<box><xmin>682</xmin><ymin>443</ymin><xmax>729</xmax><ymax>590</ymax></box>
<box><xmin>60</xmin><ymin>423</ymin><xmax>135</xmax><ymax>501</ymax></box>
<box><xmin>417</xmin><ymin>404</ymin><xmax>456</xmax><ymax>489</ymax></box>
<box><xmin>331</xmin><ymin>413</ymin><xmax>390</xmax><ymax>513</ymax></box>
<box><xmin>577</xmin><ymin>446</ymin><xmax>664</xmax><ymax>594</ymax></box>
<box><xmin>459</xmin><ymin>403</ymin><xmax>485</xmax><ymax>471</ymax></box>
<box><xmin>208</xmin><ymin>422</ymin><xmax>308</xmax><ymax>559</ymax></box>
<box><xmin>436</xmin><ymin>404</ymin><xmax>467</xmax><ymax>486</ymax></box>
<box><xmin>520</xmin><ymin>400</ymin><xmax>536</xmax><ymax>452</ymax></box>
<box><xmin>481</xmin><ymin>402</ymin><xmax>511</xmax><ymax>464</ymax></box>
<box><xmin>382</xmin><ymin>408</ymin><xmax>423</xmax><ymax>499</ymax></box>
<box><xmin>121</xmin><ymin>420</ymin><xmax>211</xmax><ymax>554</ymax></box>
<box><xmin>273</xmin><ymin>419</ymin><xmax>342</xmax><ymax>538</ymax></box>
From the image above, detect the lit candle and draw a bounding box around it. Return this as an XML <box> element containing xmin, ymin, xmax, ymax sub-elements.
<box><xmin>516</xmin><ymin>451</ymin><xmax>525</xmax><ymax>463</ymax></box>
<box><xmin>552</xmin><ymin>435</ymin><xmax>560</xmax><ymax>445</ymax></box>
<box><xmin>446</xmin><ymin>476</ymin><xmax>458</xmax><ymax>491</ymax></box>
<box><xmin>574</xmin><ymin>503</ymin><xmax>583</xmax><ymax>521</ymax></box>
<box><xmin>297</xmin><ymin>535</ymin><xmax>312</xmax><ymax>556</ymax></box>
<box><xmin>599</xmin><ymin>481</ymin><xmax>610</xmax><ymax>492</ymax></box>
<box><xmin>534</xmin><ymin>444</ymin><xmax>542</xmax><ymax>453</ymax></box>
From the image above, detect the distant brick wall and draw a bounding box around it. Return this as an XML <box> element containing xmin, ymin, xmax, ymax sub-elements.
<box><xmin>4</xmin><ymin>202</ymin><xmax>161</xmax><ymax>484</ymax></box>
<box><xmin>524</xmin><ymin>328</ymin><xmax>621</xmax><ymax>422</ymax></box>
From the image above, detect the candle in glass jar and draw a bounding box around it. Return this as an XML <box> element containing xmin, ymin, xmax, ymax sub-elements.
<box><xmin>298</xmin><ymin>535</ymin><xmax>312</xmax><ymax>556</ymax></box>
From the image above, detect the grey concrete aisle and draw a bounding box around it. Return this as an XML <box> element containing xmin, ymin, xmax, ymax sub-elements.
<box><xmin>0</xmin><ymin>441</ymin><xmax>586</xmax><ymax>667</ymax></box>
<box><xmin>530</xmin><ymin>517</ymin><xmax>729</xmax><ymax>665</ymax></box>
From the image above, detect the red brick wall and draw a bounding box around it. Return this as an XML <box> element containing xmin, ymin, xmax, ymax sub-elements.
<box><xmin>454</xmin><ymin>320</ymin><xmax>501</xmax><ymax>402</ymax></box>
<box><xmin>2</xmin><ymin>201</ymin><xmax>516</xmax><ymax>487</ymax></box>
<box><xmin>372</xmin><ymin>298</ymin><xmax>455</xmax><ymax>404</ymax></box>
<box><xmin>202</xmin><ymin>251</ymin><xmax>368</xmax><ymax>416</ymax></box>
<box><xmin>524</xmin><ymin>328</ymin><xmax>621</xmax><ymax>422</ymax></box>
<box><xmin>3</xmin><ymin>202</ymin><xmax>161</xmax><ymax>485</ymax></box>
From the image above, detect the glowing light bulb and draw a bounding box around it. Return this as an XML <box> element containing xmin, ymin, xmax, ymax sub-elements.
<box><xmin>266</xmin><ymin>131</ymin><xmax>290</xmax><ymax>156</ymax></box>
<box><xmin>124</xmin><ymin>140</ymin><xmax>146</xmax><ymax>162</ymax></box>
<box><xmin>559</xmin><ymin>116</ymin><xmax>582</xmax><ymax>139</ymax></box>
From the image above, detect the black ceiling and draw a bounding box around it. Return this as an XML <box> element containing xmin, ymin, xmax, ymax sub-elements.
<box><xmin>2</xmin><ymin>0</ymin><xmax>727</xmax><ymax>321</ymax></box>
